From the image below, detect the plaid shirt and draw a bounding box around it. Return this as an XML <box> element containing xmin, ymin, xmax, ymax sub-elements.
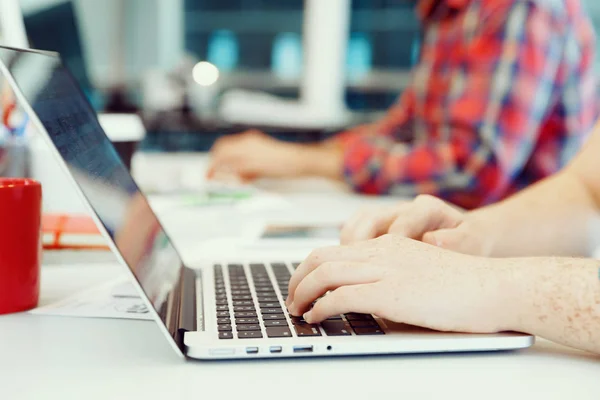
<box><xmin>339</xmin><ymin>0</ymin><xmax>599</xmax><ymax>209</ymax></box>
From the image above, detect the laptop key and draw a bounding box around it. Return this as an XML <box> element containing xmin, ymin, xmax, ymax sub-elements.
<box><xmin>254</xmin><ymin>289</ymin><xmax>276</xmax><ymax>294</ymax></box>
<box><xmin>238</xmin><ymin>331</ymin><xmax>263</xmax><ymax>339</ymax></box>
<box><xmin>230</xmin><ymin>285</ymin><xmax>250</xmax><ymax>291</ymax></box>
<box><xmin>216</xmin><ymin>300</ymin><xmax>229</xmax><ymax>306</ymax></box>
<box><xmin>235</xmin><ymin>318</ymin><xmax>259</xmax><ymax>324</ymax></box>
<box><xmin>254</xmin><ymin>284</ymin><xmax>273</xmax><ymax>290</ymax></box>
<box><xmin>217</xmin><ymin>311</ymin><xmax>230</xmax><ymax>318</ymax></box>
<box><xmin>262</xmin><ymin>314</ymin><xmax>286</xmax><ymax>320</ymax></box>
<box><xmin>219</xmin><ymin>331</ymin><xmax>234</xmax><ymax>340</ymax></box>
<box><xmin>217</xmin><ymin>318</ymin><xmax>231</xmax><ymax>325</ymax></box>
<box><xmin>354</xmin><ymin>327</ymin><xmax>385</xmax><ymax>335</ymax></box>
<box><xmin>232</xmin><ymin>295</ymin><xmax>253</xmax><ymax>301</ymax></box>
<box><xmin>259</xmin><ymin>302</ymin><xmax>280</xmax><ymax>308</ymax></box>
<box><xmin>216</xmin><ymin>305</ymin><xmax>229</xmax><ymax>311</ymax></box>
<box><xmin>321</xmin><ymin>320</ymin><xmax>352</xmax><ymax>336</ymax></box>
<box><xmin>257</xmin><ymin>296</ymin><xmax>279</xmax><ymax>303</ymax></box>
<box><xmin>294</xmin><ymin>324</ymin><xmax>321</xmax><ymax>337</ymax></box>
<box><xmin>345</xmin><ymin>313</ymin><xmax>373</xmax><ymax>321</ymax></box>
<box><xmin>261</xmin><ymin>308</ymin><xmax>283</xmax><ymax>314</ymax></box>
<box><xmin>218</xmin><ymin>324</ymin><xmax>232</xmax><ymax>332</ymax></box>
<box><xmin>236</xmin><ymin>324</ymin><xmax>262</xmax><ymax>332</ymax></box>
<box><xmin>349</xmin><ymin>320</ymin><xmax>380</xmax><ymax>328</ymax></box>
<box><xmin>326</xmin><ymin>315</ymin><xmax>343</xmax><ymax>320</ymax></box>
<box><xmin>234</xmin><ymin>312</ymin><xmax>257</xmax><ymax>318</ymax></box>
<box><xmin>264</xmin><ymin>319</ymin><xmax>289</xmax><ymax>327</ymax></box>
<box><xmin>290</xmin><ymin>316</ymin><xmax>307</xmax><ymax>325</ymax></box>
<box><xmin>233</xmin><ymin>300</ymin><xmax>253</xmax><ymax>306</ymax></box>
<box><xmin>266</xmin><ymin>326</ymin><xmax>292</xmax><ymax>338</ymax></box>
<box><xmin>233</xmin><ymin>306</ymin><xmax>255</xmax><ymax>312</ymax></box>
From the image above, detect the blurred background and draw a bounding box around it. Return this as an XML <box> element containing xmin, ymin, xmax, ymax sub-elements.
<box><xmin>2</xmin><ymin>0</ymin><xmax>422</xmax><ymax>153</ymax></box>
<box><xmin>2</xmin><ymin>0</ymin><xmax>600</xmax><ymax>153</ymax></box>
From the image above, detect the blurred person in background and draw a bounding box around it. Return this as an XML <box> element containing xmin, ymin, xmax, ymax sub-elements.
<box><xmin>208</xmin><ymin>0</ymin><xmax>599</xmax><ymax>210</ymax></box>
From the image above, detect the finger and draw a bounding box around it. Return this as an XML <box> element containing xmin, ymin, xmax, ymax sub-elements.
<box><xmin>340</xmin><ymin>212</ymin><xmax>383</xmax><ymax>245</ymax></box>
<box><xmin>423</xmin><ymin>226</ymin><xmax>487</xmax><ymax>256</ymax></box>
<box><xmin>286</xmin><ymin>245</ymin><xmax>378</xmax><ymax>306</ymax></box>
<box><xmin>388</xmin><ymin>196</ymin><xmax>463</xmax><ymax>240</ymax></box>
<box><xmin>207</xmin><ymin>150</ymin><xmax>247</xmax><ymax>179</ymax></box>
<box><xmin>288</xmin><ymin>262</ymin><xmax>382</xmax><ymax>316</ymax></box>
<box><xmin>340</xmin><ymin>205</ymin><xmax>404</xmax><ymax>245</ymax></box>
<box><xmin>423</xmin><ymin>229</ymin><xmax>459</xmax><ymax>248</ymax></box>
<box><xmin>206</xmin><ymin>163</ymin><xmax>217</xmax><ymax>179</ymax></box>
<box><xmin>303</xmin><ymin>284</ymin><xmax>379</xmax><ymax>323</ymax></box>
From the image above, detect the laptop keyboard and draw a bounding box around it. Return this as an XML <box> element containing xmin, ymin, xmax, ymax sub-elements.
<box><xmin>214</xmin><ymin>263</ymin><xmax>384</xmax><ymax>339</ymax></box>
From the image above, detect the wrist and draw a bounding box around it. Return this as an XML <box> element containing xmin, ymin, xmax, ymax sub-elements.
<box><xmin>295</xmin><ymin>144</ymin><xmax>344</xmax><ymax>180</ymax></box>
<box><xmin>455</xmin><ymin>256</ymin><xmax>523</xmax><ymax>333</ymax></box>
<box><xmin>482</xmin><ymin>257</ymin><xmax>527</xmax><ymax>333</ymax></box>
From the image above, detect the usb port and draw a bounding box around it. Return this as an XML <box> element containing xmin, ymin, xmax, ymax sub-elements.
<box><xmin>293</xmin><ymin>345</ymin><xmax>313</xmax><ymax>353</ymax></box>
<box><xmin>246</xmin><ymin>347</ymin><xmax>259</xmax><ymax>354</ymax></box>
<box><xmin>269</xmin><ymin>346</ymin><xmax>282</xmax><ymax>354</ymax></box>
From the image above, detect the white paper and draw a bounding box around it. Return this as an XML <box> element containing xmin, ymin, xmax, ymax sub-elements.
<box><xmin>30</xmin><ymin>278</ymin><xmax>153</xmax><ymax>321</ymax></box>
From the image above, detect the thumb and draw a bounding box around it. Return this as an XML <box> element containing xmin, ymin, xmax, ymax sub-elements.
<box><xmin>423</xmin><ymin>226</ymin><xmax>484</xmax><ymax>256</ymax></box>
<box><xmin>423</xmin><ymin>229</ymin><xmax>461</xmax><ymax>250</ymax></box>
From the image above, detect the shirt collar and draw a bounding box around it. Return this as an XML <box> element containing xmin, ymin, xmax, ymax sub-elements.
<box><xmin>417</xmin><ymin>0</ymin><xmax>471</xmax><ymax>21</ymax></box>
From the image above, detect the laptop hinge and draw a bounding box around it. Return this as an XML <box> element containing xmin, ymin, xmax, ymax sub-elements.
<box><xmin>178</xmin><ymin>267</ymin><xmax>198</xmax><ymax>336</ymax></box>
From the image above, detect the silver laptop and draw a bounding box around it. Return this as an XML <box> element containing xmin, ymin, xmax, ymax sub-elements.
<box><xmin>0</xmin><ymin>46</ymin><xmax>534</xmax><ymax>359</ymax></box>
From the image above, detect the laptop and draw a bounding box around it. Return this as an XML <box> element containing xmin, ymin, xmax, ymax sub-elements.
<box><xmin>0</xmin><ymin>46</ymin><xmax>534</xmax><ymax>359</ymax></box>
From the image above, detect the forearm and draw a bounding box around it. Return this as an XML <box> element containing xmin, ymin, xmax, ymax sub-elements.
<box><xmin>467</xmin><ymin>171</ymin><xmax>600</xmax><ymax>257</ymax></box>
<box><xmin>295</xmin><ymin>144</ymin><xmax>345</xmax><ymax>181</ymax></box>
<box><xmin>493</xmin><ymin>256</ymin><xmax>600</xmax><ymax>354</ymax></box>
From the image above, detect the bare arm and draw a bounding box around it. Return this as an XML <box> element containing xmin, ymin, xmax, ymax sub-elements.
<box><xmin>468</xmin><ymin>127</ymin><xmax>600</xmax><ymax>257</ymax></box>
<box><xmin>499</xmin><ymin>256</ymin><xmax>600</xmax><ymax>354</ymax></box>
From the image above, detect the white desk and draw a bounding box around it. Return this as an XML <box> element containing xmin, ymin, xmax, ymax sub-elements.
<box><xmin>1</xmin><ymin>263</ymin><xmax>599</xmax><ymax>400</ymax></box>
<box><xmin>2</xmin><ymin>153</ymin><xmax>600</xmax><ymax>399</ymax></box>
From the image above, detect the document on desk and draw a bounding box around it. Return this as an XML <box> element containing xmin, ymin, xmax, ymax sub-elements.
<box><xmin>30</xmin><ymin>278</ymin><xmax>153</xmax><ymax>321</ymax></box>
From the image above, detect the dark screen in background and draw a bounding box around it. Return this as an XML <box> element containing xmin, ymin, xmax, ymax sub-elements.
<box><xmin>23</xmin><ymin>1</ymin><xmax>96</xmax><ymax>107</ymax></box>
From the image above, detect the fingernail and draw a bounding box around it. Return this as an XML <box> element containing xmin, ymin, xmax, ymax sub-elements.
<box><xmin>303</xmin><ymin>311</ymin><xmax>312</xmax><ymax>323</ymax></box>
<box><xmin>288</xmin><ymin>302</ymin><xmax>295</xmax><ymax>314</ymax></box>
<box><xmin>430</xmin><ymin>233</ymin><xmax>442</xmax><ymax>247</ymax></box>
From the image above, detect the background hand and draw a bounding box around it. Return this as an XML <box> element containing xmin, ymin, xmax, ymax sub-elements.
<box><xmin>207</xmin><ymin>130</ymin><xmax>303</xmax><ymax>182</ymax></box>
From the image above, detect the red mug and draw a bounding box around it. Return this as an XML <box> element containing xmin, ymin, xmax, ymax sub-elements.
<box><xmin>0</xmin><ymin>178</ymin><xmax>42</xmax><ymax>315</ymax></box>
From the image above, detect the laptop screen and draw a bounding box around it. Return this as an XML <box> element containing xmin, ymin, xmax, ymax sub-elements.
<box><xmin>0</xmin><ymin>46</ymin><xmax>185</xmax><ymax>341</ymax></box>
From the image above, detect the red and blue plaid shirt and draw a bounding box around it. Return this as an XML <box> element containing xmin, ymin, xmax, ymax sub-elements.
<box><xmin>339</xmin><ymin>0</ymin><xmax>599</xmax><ymax>209</ymax></box>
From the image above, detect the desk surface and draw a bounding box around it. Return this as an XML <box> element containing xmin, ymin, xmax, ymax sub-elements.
<box><xmin>4</xmin><ymin>153</ymin><xmax>600</xmax><ymax>399</ymax></box>
<box><xmin>1</xmin><ymin>263</ymin><xmax>599</xmax><ymax>400</ymax></box>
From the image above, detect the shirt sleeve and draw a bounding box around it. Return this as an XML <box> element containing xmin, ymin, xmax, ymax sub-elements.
<box><xmin>333</xmin><ymin>95</ymin><xmax>411</xmax><ymax>147</ymax></box>
<box><xmin>341</xmin><ymin>2</ymin><xmax>572</xmax><ymax>209</ymax></box>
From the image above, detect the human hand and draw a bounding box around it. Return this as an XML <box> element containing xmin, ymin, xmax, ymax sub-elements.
<box><xmin>207</xmin><ymin>130</ymin><xmax>304</xmax><ymax>182</ymax></box>
<box><xmin>340</xmin><ymin>195</ymin><xmax>495</xmax><ymax>256</ymax></box>
<box><xmin>286</xmin><ymin>235</ymin><xmax>513</xmax><ymax>333</ymax></box>
<box><xmin>208</xmin><ymin>129</ymin><xmax>345</xmax><ymax>182</ymax></box>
